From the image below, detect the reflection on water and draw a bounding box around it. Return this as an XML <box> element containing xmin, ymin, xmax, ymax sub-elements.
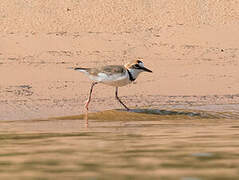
<box><xmin>1</xmin><ymin>108</ymin><xmax>239</xmax><ymax>179</ymax></box>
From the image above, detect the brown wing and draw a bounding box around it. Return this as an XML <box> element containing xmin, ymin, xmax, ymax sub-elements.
<box><xmin>88</xmin><ymin>65</ymin><xmax>126</xmax><ymax>76</ymax></box>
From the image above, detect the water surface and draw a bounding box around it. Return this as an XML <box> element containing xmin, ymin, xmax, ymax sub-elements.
<box><xmin>1</xmin><ymin>109</ymin><xmax>239</xmax><ymax>180</ymax></box>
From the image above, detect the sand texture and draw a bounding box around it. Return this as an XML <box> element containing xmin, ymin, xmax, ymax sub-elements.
<box><xmin>0</xmin><ymin>0</ymin><xmax>239</xmax><ymax>120</ymax></box>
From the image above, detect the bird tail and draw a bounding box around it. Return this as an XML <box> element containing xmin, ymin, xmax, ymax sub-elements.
<box><xmin>74</xmin><ymin>67</ymin><xmax>90</xmax><ymax>73</ymax></box>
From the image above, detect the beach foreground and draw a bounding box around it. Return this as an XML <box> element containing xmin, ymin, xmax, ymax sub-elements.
<box><xmin>1</xmin><ymin>109</ymin><xmax>239</xmax><ymax>179</ymax></box>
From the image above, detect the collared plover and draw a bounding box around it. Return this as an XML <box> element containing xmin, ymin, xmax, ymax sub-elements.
<box><xmin>74</xmin><ymin>59</ymin><xmax>152</xmax><ymax>111</ymax></box>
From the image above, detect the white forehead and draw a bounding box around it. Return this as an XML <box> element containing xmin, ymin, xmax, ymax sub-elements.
<box><xmin>138</xmin><ymin>61</ymin><xmax>144</xmax><ymax>67</ymax></box>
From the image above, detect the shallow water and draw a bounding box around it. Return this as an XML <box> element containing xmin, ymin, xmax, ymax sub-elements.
<box><xmin>1</xmin><ymin>109</ymin><xmax>239</xmax><ymax>180</ymax></box>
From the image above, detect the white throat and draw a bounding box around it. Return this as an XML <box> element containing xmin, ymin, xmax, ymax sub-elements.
<box><xmin>128</xmin><ymin>68</ymin><xmax>142</xmax><ymax>81</ymax></box>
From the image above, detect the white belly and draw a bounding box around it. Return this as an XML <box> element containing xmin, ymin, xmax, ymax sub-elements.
<box><xmin>89</xmin><ymin>71</ymin><xmax>132</xmax><ymax>87</ymax></box>
<box><xmin>102</xmin><ymin>77</ymin><xmax>132</xmax><ymax>87</ymax></box>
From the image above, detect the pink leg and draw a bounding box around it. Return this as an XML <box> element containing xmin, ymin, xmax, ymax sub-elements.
<box><xmin>85</xmin><ymin>82</ymin><xmax>97</xmax><ymax>111</ymax></box>
<box><xmin>115</xmin><ymin>87</ymin><xmax>130</xmax><ymax>111</ymax></box>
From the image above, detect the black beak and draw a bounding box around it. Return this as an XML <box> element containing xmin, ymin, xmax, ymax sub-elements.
<box><xmin>141</xmin><ymin>66</ymin><xmax>152</xmax><ymax>73</ymax></box>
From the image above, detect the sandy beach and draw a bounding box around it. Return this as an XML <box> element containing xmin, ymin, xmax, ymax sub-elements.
<box><xmin>1</xmin><ymin>0</ymin><xmax>239</xmax><ymax>120</ymax></box>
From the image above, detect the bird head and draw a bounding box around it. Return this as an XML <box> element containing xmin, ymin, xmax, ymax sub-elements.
<box><xmin>125</xmin><ymin>59</ymin><xmax>152</xmax><ymax>72</ymax></box>
<box><xmin>124</xmin><ymin>59</ymin><xmax>152</xmax><ymax>80</ymax></box>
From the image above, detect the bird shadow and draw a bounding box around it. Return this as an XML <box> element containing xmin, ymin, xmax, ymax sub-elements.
<box><xmin>118</xmin><ymin>108</ymin><xmax>202</xmax><ymax>117</ymax></box>
<box><xmin>53</xmin><ymin>108</ymin><xmax>215</xmax><ymax>127</ymax></box>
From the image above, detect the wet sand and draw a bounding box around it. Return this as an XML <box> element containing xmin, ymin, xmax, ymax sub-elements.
<box><xmin>1</xmin><ymin>31</ymin><xmax>239</xmax><ymax>120</ymax></box>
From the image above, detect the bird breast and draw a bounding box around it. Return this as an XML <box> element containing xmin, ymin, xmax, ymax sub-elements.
<box><xmin>90</xmin><ymin>71</ymin><xmax>131</xmax><ymax>87</ymax></box>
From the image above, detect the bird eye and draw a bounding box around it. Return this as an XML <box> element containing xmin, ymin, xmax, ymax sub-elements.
<box><xmin>134</xmin><ymin>64</ymin><xmax>140</xmax><ymax>68</ymax></box>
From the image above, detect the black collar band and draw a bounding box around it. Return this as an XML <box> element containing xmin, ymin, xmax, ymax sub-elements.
<box><xmin>127</xmin><ymin>69</ymin><xmax>136</xmax><ymax>81</ymax></box>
